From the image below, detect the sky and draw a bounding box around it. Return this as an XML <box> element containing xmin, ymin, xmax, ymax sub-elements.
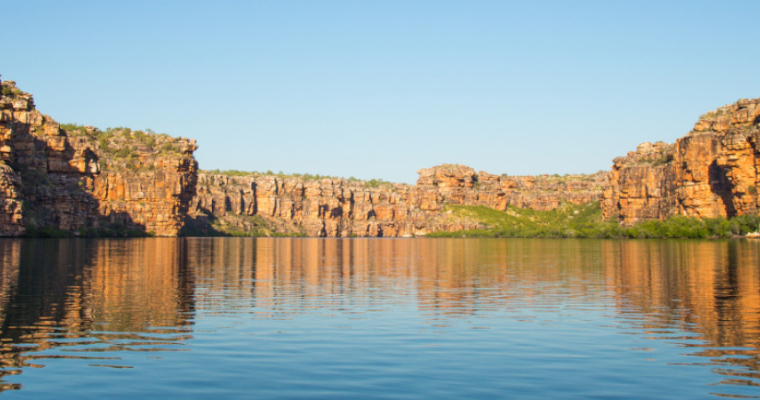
<box><xmin>3</xmin><ymin>1</ymin><xmax>760</xmax><ymax>183</ymax></box>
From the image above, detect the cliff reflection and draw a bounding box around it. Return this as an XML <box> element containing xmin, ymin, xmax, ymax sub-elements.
<box><xmin>601</xmin><ymin>240</ymin><xmax>760</xmax><ymax>388</ymax></box>
<box><xmin>0</xmin><ymin>239</ymin><xmax>194</xmax><ymax>390</ymax></box>
<box><xmin>184</xmin><ymin>238</ymin><xmax>760</xmax><ymax>390</ymax></box>
<box><xmin>183</xmin><ymin>238</ymin><xmax>608</xmax><ymax>315</ymax></box>
<box><xmin>0</xmin><ymin>237</ymin><xmax>758</xmax><ymax>394</ymax></box>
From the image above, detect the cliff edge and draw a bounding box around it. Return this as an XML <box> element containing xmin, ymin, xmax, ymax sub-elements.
<box><xmin>0</xmin><ymin>77</ymin><xmax>198</xmax><ymax>236</ymax></box>
<box><xmin>188</xmin><ymin>165</ymin><xmax>606</xmax><ymax>237</ymax></box>
<box><xmin>603</xmin><ymin>98</ymin><xmax>760</xmax><ymax>223</ymax></box>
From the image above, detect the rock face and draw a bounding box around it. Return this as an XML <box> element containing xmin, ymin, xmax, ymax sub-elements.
<box><xmin>187</xmin><ymin>173</ymin><xmax>483</xmax><ymax>237</ymax></box>
<box><xmin>0</xmin><ymin>77</ymin><xmax>198</xmax><ymax>236</ymax></box>
<box><xmin>603</xmin><ymin>98</ymin><xmax>760</xmax><ymax>223</ymax></box>
<box><xmin>1</xmin><ymin>75</ymin><xmax>608</xmax><ymax>238</ymax></box>
<box><xmin>188</xmin><ymin>165</ymin><xmax>606</xmax><ymax>237</ymax></box>
<box><xmin>0</xmin><ymin>162</ymin><xmax>23</xmax><ymax>236</ymax></box>
<box><xmin>416</xmin><ymin>164</ymin><xmax>607</xmax><ymax>212</ymax></box>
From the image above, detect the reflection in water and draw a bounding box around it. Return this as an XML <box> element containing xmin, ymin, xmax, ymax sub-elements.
<box><xmin>602</xmin><ymin>240</ymin><xmax>760</xmax><ymax>392</ymax></box>
<box><xmin>185</xmin><ymin>238</ymin><xmax>610</xmax><ymax>316</ymax></box>
<box><xmin>182</xmin><ymin>238</ymin><xmax>760</xmax><ymax>396</ymax></box>
<box><xmin>0</xmin><ymin>239</ymin><xmax>194</xmax><ymax>391</ymax></box>
<box><xmin>0</xmin><ymin>237</ymin><xmax>758</xmax><ymax>397</ymax></box>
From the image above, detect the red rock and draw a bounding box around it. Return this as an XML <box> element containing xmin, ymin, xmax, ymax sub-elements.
<box><xmin>0</xmin><ymin>78</ymin><xmax>198</xmax><ymax>236</ymax></box>
<box><xmin>603</xmin><ymin>98</ymin><xmax>760</xmax><ymax>223</ymax></box>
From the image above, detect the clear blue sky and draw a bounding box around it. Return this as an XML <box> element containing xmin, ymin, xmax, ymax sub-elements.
<box><xmin>3</xmin><ymin>0</ymin><xmax>759</xmax><ymax>183</ymax></box>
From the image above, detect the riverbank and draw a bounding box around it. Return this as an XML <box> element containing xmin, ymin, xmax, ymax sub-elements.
<box><xmin>425</xmin><ymin>203</ymin><xmax>760</xmax><ymax>239</ymax></box>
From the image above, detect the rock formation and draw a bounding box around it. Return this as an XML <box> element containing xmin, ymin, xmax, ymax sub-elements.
<box><xmin>188</xmin><ymin>165</ymin><xmax>606</xmax><ymax>237</ymax></box>
<box><xmin>417</xmin><ymin>164</ymin><xmax>606</xmax><ymax>212</ymax></box>
<box><xmin>604</xmin><ymin>98</ymin><xmax>760</xmax><ymax>223</ymax></box>
<box><xmin>0</xmin><ymin>77</ymin><xmax>198</xmax><ymax>236</ymax></box>
<box><xmin>0</xmin><ymin>74</ymin><xmax>615</xmax><ymax>238</ymax></box>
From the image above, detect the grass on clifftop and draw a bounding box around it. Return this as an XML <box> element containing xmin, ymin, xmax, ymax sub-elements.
<box><xmin>427</xmin><ymin>202</ymin><xmax>760</xmax><ymax>239</ymax></box>
<box><xmin>62</xmin><ymin>124</ymin><xmax>184</xmax><ymax>157</ymax></box>
<box><xmin>201</xmin><ymin>169</ymin><xmax>395</xmax><ymax>188</ymax></box>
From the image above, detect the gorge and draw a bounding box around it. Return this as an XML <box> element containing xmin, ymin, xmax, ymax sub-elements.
<box><xmin>1</xmin><ymin>76</ymin><xmax>758</xmax><ymax>238</ymax></box>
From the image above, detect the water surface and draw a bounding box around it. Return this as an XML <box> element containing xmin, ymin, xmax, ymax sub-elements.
<box><xmin>0</xmin><ymin>238</ymin><xmax>758</xmax><ymax>398</ymax></box>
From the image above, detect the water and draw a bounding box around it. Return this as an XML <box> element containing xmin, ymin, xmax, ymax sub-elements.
<box><xmin>0</xmin><ymin>238</ymin><xmax>758</xmax><ymax>399</ymax></box>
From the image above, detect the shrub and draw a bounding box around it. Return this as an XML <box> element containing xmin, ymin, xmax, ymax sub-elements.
<box><xmin>160</xmin><ymin>143</ymin><xmax>179</xmax><ymax>153</ymax></box>
<box><xmin>25</xmin><ymin>225</ymin><xmax>73</xmax><ymax>238</ymax></box>
<box><xmin>428</xmin><ymin>202</ymin><xmax>760</xmax><ymax>239</ymax></box>
<box><xmin>366</xmin><ymin>178</ymin><xmax>392</xmax><ymax>188</ymax></box>
<box><xmin>114</xmin><ymin>146</ymin><xmax>133</xmax><ymax>158</ymax></box>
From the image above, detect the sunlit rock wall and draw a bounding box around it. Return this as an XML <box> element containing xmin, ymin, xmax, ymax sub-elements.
<box><xmin>189</xmin><ymin>165</ymin><xmax>606</xmax><ymax>237</ymax></box>
<box><xmin>0</xmin><ymin>77</ymin><xmax>198</xmax><ymax>236</ymax></box>
<box><xmin>604</xmin><ymin>98</ymin><xmax>760</xmax><ymax>223</ymax></box>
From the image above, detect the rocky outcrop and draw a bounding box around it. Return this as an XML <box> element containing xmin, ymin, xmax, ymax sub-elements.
<box><xmin>416</xmin><ymin>164</ymin><xmax>606</xmax><ymax>212</ymax></box>
<box><xmin>0</xmin><ymin>77</ymin><xmax>198</xmax><ymax>236</ymax></box>
<box><xmin>188</xmin><ymin>165</ymin><xmax>606</xmax><ymax>237</ymax></box>
<box><xmin>187</xmin><ymin>173</ymin><xmax>483</xmax><ymax>237</ymax></box>
<box><xmin>602</xmin><ymin>142</ymin><xmax>676</xmax><ymax>222</ymax></box>
<box><xmin>604</xmin><ymin>98</ymin><xmax>760</xmax><ymax>223</ymax></box>
<box><xmin>1</xmin><ymin>75</ymin><xmax>608</xmax><ymax>238</ymax></box>
<box><xmin>0</xmin><ymin>163</ymin><xmax>23</xmax><ymax>236</ymax></box>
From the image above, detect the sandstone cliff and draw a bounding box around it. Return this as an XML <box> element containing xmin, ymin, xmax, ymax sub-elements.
<box><xmin>1</xmin><ymin>75</ymin><xmax>611</xmax><ymax>238</ymax></box>
<box><xmin>603</xmin><ymin>98</ymin><xmax>760</xmax><ymax>223</ymax></box>
<box><xmin>188</xmin><ymin>165</ymin><xmax>606</xmax><ymax>237</ymax></box>
<box><xmin>417</xmin><ymin>164</ymin><xmax>606</xmax><ymax>212</ymax></box>
<box><xmin>0</xmin><ymin>77</ymin><xmax>198</xmax><ymax>236</ymax></box>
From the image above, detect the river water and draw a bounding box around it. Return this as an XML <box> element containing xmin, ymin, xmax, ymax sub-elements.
<box><xmin>0</xmin><ymin>238</ymin><xmax>758</xmax><ymax>399</ymax></box>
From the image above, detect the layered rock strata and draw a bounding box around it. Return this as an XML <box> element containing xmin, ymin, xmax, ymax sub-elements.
<box><xmin>603</xmin><ymin>98</ymin><xmax>760</xmax><ymax>223</ymax></box>
<box><xmin>0</xmin><ymin>77</ymin><xmax>198</xmax><ymax>236</ymax></box>
<box><xmin>1</xmin><ymin>75</ymin><xmax>610</xmax><ymax>238</ymax></box>
<box><xmin>188</xmin><ymin>165</ymin><xmax>606</xmax><ymax>237</ymax></box>
<box><xmin>417</xmin><ymin>164</ymin><xmax>606</xmax><ymax>212</ymax></box>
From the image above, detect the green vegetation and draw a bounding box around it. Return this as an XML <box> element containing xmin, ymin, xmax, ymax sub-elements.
<box><xmin>24</xmin><ymin>225</ymin><xmax>74</xmax><ymax>238</ymax></box>
<box><xmin>637</xmin><ymin>154</ymin><xmax>671</xmax><ymax>167</ymax></box>
<box><xmin>76</xmin><ymin>222</ymin><xmax>153</xmax><ymax>238</ymax></box>
<box><xmin>749</xmin><ymin>185</ymin><xmax>757</xmax><ymax>195</ymax></box>
<box><xmin>60</xmin><ymin>123</ymin><xmax>186</xmax><ymax>173</ymax></box>
<box><xmin>426</xmin><ymin>202</ymin><xmax>760</xmax><ymax>239</ymax></box>
<box><xmin>1</xmin><ymin>86</ymin><xmax>13</xmax><ymax>96</ymax></box>
<box><xmin>180</xmin><ymin>213</ymin><xmax>306</xmax><ymax>237</ymax></box>
<box><xmin>214</xmin><ymin>215</ymin><xmax>305</xmax><ymax>237</ymax></box>
<box><xmin>533</xmin><ymin>172</ymin><xmax>607</xmax><ymax>185</ymax></box>
<box><xmin>202</xmin><ymin>169</ymin><xmax>258</xmax><ymax>177</ymax></box>
<box><xmin>62</xmin><ymin>124</ymin><xmax>176</xmax><ymax>152</ymax></box>
<box><xmin>130</xmin><ymin>129</ymin><xmax>156</xmax><ymax>147</ymax></box>
<box><xmin>60</xmin><ymin>123</ymin><xmax>87</xmax><ymax>134</ymax></box>
<box><xmin>202</xmin><ymin>168</ymin><xmax>342</xmax><ymax>181</ymax></box>
<box><xmin>201</xmin><ymin>169</ymin><xmax>396</xmax><ymax>188</ymax></box>
<box><xmin>19</xmin><ymin>169</ymin><xmax>52</xmax><ymax>187</ymax></box>
<box><xmin>699</xmin><ymin>106</ymin><xmax>732</xmax><ymax>121</ymax></box>
<box><xmin>114</xmin><ymin>146</ymin><xmax>135</xmax><ymax>158</ymax></box>
<box><xmin>365</xmin><ymin>178</ymin><xmax>393</xmax><ymax>188</ymax></box>
<box><xmin>24</xmin><ymin>222</ymin><xmax>152</xmax><ymax>238</ymax></box>
<box><xmin>160</xmin><ymin>143</ymin><xmax>179</xmax><ymax>153</ymax></box>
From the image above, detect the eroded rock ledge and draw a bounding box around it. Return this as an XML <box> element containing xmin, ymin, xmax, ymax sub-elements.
<box><xmin>603</xmin><ymin>98</ymin><xmax>760</xmax><ymax>223</ymax></box>
<box><xmin>187</xmin><ymin>165</ymin><xmax>606</xmax><ymax>237</ymax></box>
<box><xmin>0</xmin><ymin>77</ymin><xmax>198</xmax><ymax>236</ymax></box>
<box><xmin>0</xmin><ymin>76</ymin><xmax>606</xmax><ymax>238</ymax></box>
<box><xmin>7</xmin><ymin>75</ymin><xmax>756</xmax><ymax>237</ymax></box>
